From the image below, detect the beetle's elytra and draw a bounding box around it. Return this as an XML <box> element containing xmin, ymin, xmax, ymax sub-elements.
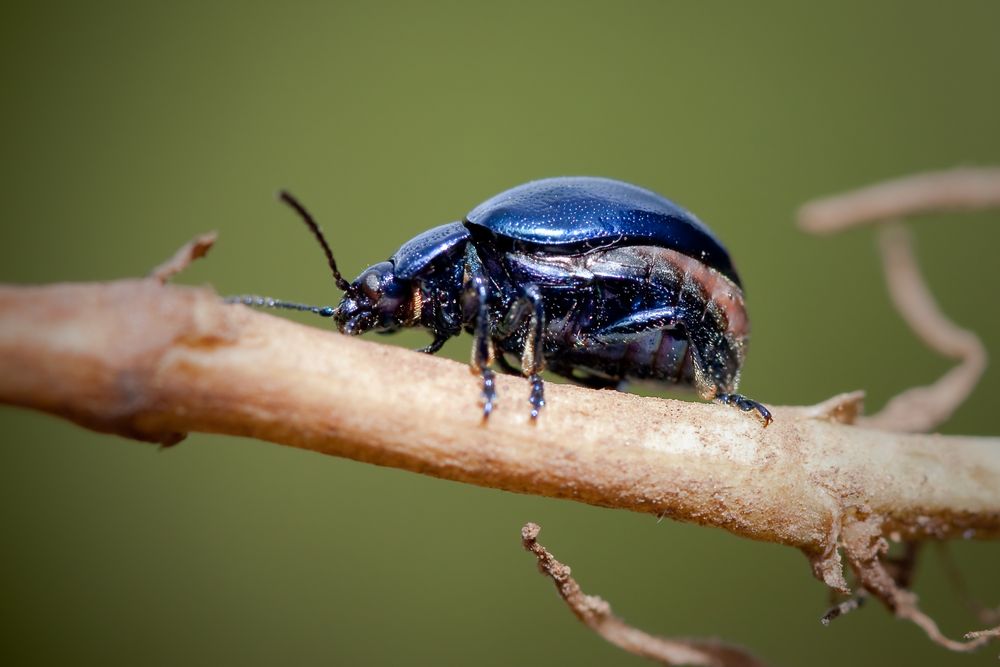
<box><xmin>229</xmin><ymin>177</ymin><xmax>771</xmax><ymax>425</ymax></box>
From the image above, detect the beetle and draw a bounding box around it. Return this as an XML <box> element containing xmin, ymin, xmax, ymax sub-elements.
<box><xmin>228</xmin><ymin>177</ymin><xmax>771</xmax><ymax>425</ymax></box>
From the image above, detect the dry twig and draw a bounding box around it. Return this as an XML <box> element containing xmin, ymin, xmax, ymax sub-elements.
<box><xmin>520</xmin><ymin>523</ymin><xmax>766</xmax><ymax>667</ymax></box>
<box><xmin>797</xmin><ymin>167</ymin><xmax>998</xmax><ymax>432</ymax></box>
<box><xmin>860</xmin><ymin>224</ymin><xmax>986</xmax><ymax>431</ymax></box>
<box><xmin>797</xmin><ymin>166</ymin><xmax>1000</xmax><ymax>233</ymax></box>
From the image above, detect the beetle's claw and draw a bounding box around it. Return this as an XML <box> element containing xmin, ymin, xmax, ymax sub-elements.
<box><xmin>717</xmin><ymin>393</ymin><xmax>772</xmax><ymax>427</ymax></box>
<box><xmin>528</xmin><ymin>374</ymin><xmax>545</xmax><ymax>420</ymax></box>
<box><xmin>756</xmin><ymin>403</ymin><xmax>773</xmax><ymax>427</ymax></box>
<box><xmin>480</xmin><ymin>369</ymin><xmax>497</xmax><ymax>419</ymax></box>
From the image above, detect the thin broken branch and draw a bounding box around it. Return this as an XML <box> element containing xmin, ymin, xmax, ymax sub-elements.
<box><xmin>520</xmin><ymin>523</ymin><xmax>766</xmax><ymax>667</ymax></box>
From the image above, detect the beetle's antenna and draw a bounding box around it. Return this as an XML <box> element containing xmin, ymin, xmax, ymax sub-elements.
<box><xmin>278</xmin><ymin>190</ymin><xmax>352</xmax><ymax>293</ymax></box>
<box><xmin>224</xmin><ymin>295</ymin><xmax>336</xmax><ymax>318</ymax></box>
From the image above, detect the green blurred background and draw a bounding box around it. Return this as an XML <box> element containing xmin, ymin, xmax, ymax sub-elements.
<box><xmin>2</xmin><ymin>1</ymin><xmax>999</xmax><ymax>665</ymax></box>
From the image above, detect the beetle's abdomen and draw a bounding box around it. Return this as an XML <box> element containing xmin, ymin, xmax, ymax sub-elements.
<box><xmin>595</xmin><ymin>246</ymin><xmax>747</xmax><ymax>394</ymax></box>
<box><xmin>553</xmin><ymin>329</ymin><xmax>695</xmax><ymax>385</ymax></box>
<box><xmin>499</xmin><ymin>245</ymin><xmax>748</xmax><ymax>395</ymax></box>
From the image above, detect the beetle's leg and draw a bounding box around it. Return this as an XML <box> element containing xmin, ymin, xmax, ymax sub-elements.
<box><xmin>580</xmin><ymin>307</ymin><xmax>679</xmax><ymax>346</ymax></box>
<box><xmin>496</xmin><ymin>284</ymin><xmax>546</xmax><ymax>419</ymax></box>
<box><xmin>684</xmin><ymin>322</ymin><xmax>772</xmax><ymax>427</ymax></box>
<box><xmin>521</xmin><ymin>284</ymin><xmax>546</xmax><ymax>420</ymax></box>
<box><xmin>416</xmin><ymin>334</ymin><xmax>449</xmax><ymax>355</ymax></box>
<box><xmin>716</xmin><ymin>393</ymin><xmax>773</xmax><ymax>427</ymax></box>
<box><xmin>466</xmin><ymin>275</ymin><xmax>497</xmax><ymax>418</ymax></box>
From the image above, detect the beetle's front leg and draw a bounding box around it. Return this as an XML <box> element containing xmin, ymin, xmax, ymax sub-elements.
<box><xmin>466</xmin><ymin>276</ymin><xmax>497</xmax><ymax>418</ymax></box>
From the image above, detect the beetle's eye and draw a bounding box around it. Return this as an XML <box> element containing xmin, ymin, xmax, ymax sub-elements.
<box><xmin>361</xmin><ymin>272</ymin><xmax>381</xmax><ymax>300</ymax></box>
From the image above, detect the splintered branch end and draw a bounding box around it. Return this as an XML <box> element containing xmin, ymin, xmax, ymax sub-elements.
<box><xmin>148</xmin><ymin>232</ymin><xmax>218</xmax><ymax>284</ymax></box>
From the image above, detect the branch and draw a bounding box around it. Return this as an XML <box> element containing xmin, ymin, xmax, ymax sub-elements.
<box><xmin>1</xmin><ymin>239</ymin><xmax>998</xmax><ymax>653</ymax></box>
<box><xmin>2</xmin><ymin>277</ymin><xmax>997</xmax><ymax>544</ymax></box>
<box><xmin>2</xmin><ymin>277</ymin><xmax>999</xmax><ymax>576</ymax></box>
<box><xmin>520</xmin><ymin>523</ymin><xmax>766</xmax><ymax>667</ymax></box>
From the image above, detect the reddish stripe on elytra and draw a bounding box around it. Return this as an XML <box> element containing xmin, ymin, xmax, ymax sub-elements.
<box><xmin>622</xmin><ymin>247</ymin><xmax>749</xmax><ymax>341</ymax></box>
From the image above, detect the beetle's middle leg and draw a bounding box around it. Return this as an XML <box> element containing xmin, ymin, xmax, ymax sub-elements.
<box><xmin>497</xmin><ymin>284</ymin><xmax>546</xmax><ymax>419</ymax></box>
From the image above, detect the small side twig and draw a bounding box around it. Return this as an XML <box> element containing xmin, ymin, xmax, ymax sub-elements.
<box><xmin>797</xmin><ymin>166</ymin><xmax>1000</xmax><ymax>233</ymax></box>
<box><xmin>148</xmin><ymin>231</ymin><xmax>218</xmax><ymax>284</ymax></box>
<box><xmin>520</xmin><ymin>523</ymin><xmax>767</xmax><ymax>667</ymax></box>
<box><xmin>795</xmin><ymin>167</ymin><xmax>999</xmax><ymax>650</ymax></box>
<box><xmin>841</xmin><ymin>516</ymin><xmax>993</xmax><ymax>653</ymax></box>
<box><xmin>797</xmin><ymin>168</ymin><xmax>995</xmax><ymax>432</ymax></box>
<box><xmin>861</xmin><ymin>224</ymin><xmax>987</xmax><ymax>431</ymax></box>
<box><xmin>821</xmin><ymin>540</ymin><xmax>918</xmax><ymax>626</ymax></box>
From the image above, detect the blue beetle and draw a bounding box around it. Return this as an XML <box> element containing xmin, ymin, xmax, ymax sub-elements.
<box><xmin>229</xmin><ymin>177</ymin><xmax>770</xmax><ymax>425</ymax></box>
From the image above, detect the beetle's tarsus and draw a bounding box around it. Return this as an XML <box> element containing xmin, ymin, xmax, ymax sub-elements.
<box><xmin>716</xmin><ymin>393</ymin><xmax>773</xmax><ymax>427</ymax></box>
<box><xmin>528</xmin><ymin>374</ymin><xmax>545</xmax><ymax>420</ymax></box>
<box><xmin>416</xmin><ymin>335</ymin><xmax>448</xmax><ymax>355</ymax></box>
<box><xmin>481</xmin><ymin>369</ymin><xmax>497</xmax><ymax>419</ymax></box>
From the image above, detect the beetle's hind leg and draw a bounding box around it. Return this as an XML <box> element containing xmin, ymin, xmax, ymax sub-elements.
<box><xmin>715</xmin><ymin>393</ymin><xmax>773</xmax><ymax>427</ymax></box>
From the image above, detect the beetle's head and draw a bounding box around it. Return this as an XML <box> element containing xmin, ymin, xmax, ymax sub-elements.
<box><xmin>265</xmin><ymin>192</ymin><xmax>418</xmax><ymax>337</ymax></box>
<box><xmin>334</xmin><ymin>261</ymin><xmax>410</xmax><ymax>335</ymax></box>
